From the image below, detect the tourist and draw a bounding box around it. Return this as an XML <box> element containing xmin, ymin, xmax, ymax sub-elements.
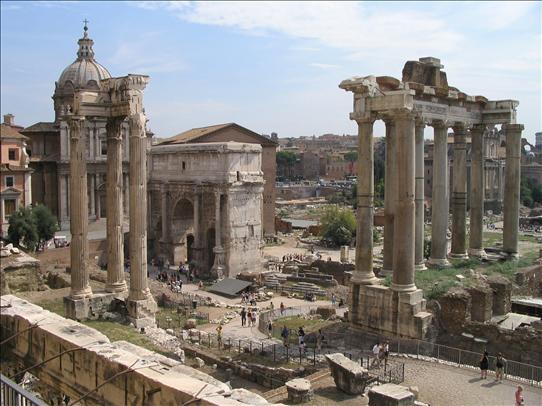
<box><xmin>267</xmin><ymin>320</ymin><xmax>273</xmax><ymax>339</ymax></box>
<box><xmin>383</xmin><ymin>341</ymin><xmax>390</xmax><ymax>369</ymax></box>
<box><xmin>251</xmin><ymin>309</ymin><xmax>257</xmax><ymax>326</ymax></box>
<box><xmin>316</xmin><ymin>329</ymin><xmax>324</xmax><ymax>352</ymax></box>
<box><xmin>280</xmin><ymin>302</ymin><xmax>285</xmax><ymax>315</ymax></box>
<box><xmin>338</xmin><ymin>298</ymin><xmax>344</xmax><ymax>307</ymax></box>
<box><xmin>331</xmin><ymin>294</ymin><xmax>336</xmax><ymax>307</ymax></box>
<box><xmin>240</xmin><ymin>307</ymin><xmax>247</xmax><ymax>327</ymax></box>
<box><xmin>496</xmin><ymin>352</ymin><xmax>507</xmax><ymax>381</ymax></box>
<box><xmin>270</xmin><ymin>301</ymin><xmax>275</xmax><ymax>311</ymax></box>
<box><xmin>247</xmin><ymin>309</ymin><xmax>253</xmax><ymax>327</ymax></box>
<box><xmin>281</xmin><ymin>326</ymin><xmax>290</xmax><ymax>348</ymax></box>
<box><xmin>216</xmin><ymin>325</ymin><xmax>223</xmax><ymax>349</ymax></box>
<box><xmin>371</xmin><ymin>343</ymin><xmax>381</xmax><ymax>368</ymax></box>
<box><xmin>198</xmin><ymin>280</ymin><xmax>203</xmax><ymax>290</ymax></box>
<box><xmin>479</xmin><ymin>350</ymin><xmax>489</xmax><ymax>379</ymax></box>
<box><xmin>515</xmin><ymin>385</ymin><xmax>524</xmax><ymax>405</ymax></box>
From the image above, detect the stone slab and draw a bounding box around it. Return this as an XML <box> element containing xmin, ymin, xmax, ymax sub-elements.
<box><xmin>369</xmin><ymin>383</ymin><xmax>415</xmax><ymax>406</ymax></box>
<box><xmin>325</xmin><ymin>353</ymin><xmax>369</xmax><ymax>395</ymax></box>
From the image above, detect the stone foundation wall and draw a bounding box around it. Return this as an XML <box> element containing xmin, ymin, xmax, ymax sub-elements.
<box><xmin>0</xmin><ymin>295</ymin><xmax>282</xmax><ymax>406</ymax></box>
<box><xmin>307</xmin><ymin>260</ymin><xmax>354</xmax><ymax>286</ymax></box>
<box><xmin>467</xmin><ymin>285</ymin><xmax>493</xmax><ymax>322</ymax></box>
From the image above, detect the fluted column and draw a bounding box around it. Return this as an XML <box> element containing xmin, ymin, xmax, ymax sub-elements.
<box><xmin>451</xmin><ymin>123</ymin><xmax>468</xmax><ymax>259</ymax></box>
<box><xmin>123</xmin><ymin>173</ymin><xmax>129</xmax><ymax>216</ymax></box>
<box><xmin>211</xmin><ymin>190</ymin><xmax>225</xmax><ymax>277</ymax></box>
<box><xmin>429</xmin><ymin>121</ymin><xmax>451</xmax><ymax>267</ymax></box>
<box><xmin>502</xmin><ymin>123</ymin><xmax>523</xmax><ymax>258</ymax></box>
<box><xmin>468</xmin><ymin>124</ymin><xmax>486</xmax><ymax>258</ymax></box>
<box><xmin>351</xmin><ymin>115</ymin><xmax>377</xmax><ymax>285</ymax></box>
<box><xmin>415</xmin><ymin>119</ymin><xmax>427</xmax><ymax>271</ymax></box>
<box><xmin>160</xmin><ymin>184</ymin><xmax>169</xmax><ymax>243</ymax></box>
<box><xmin>89</xmin><ymin>174</ymin><xmax>95</xmax><ymax>218</ymax></box>
<box><xmin>382</xmin><ymin>118</ymin><xmax>396</xmax><ymax>276</ymax></box>
<box><xmin>127</xmin><ymin>113</ymin><xmax>152</xmax><ymax>301</ymax></box>
<box><xmin>392</xmin><ymin>111</ymin><xmax>416</xmax><ymax>292</ymax></box>
<box><xmin>68</xmin><ymin>117</ymin><xmax>92</xmax><ymax>299</ymax></box>
<box><xmin>105</xmin><ymin>117</ymin><xmax>127</xmax><ymax>294</ymax></box>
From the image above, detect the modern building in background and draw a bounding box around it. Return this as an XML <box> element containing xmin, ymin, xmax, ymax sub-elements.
<box><xmin>1</xmin><ymin>114</ymin><xmax>33</xmax><ymax>236</ymax></box>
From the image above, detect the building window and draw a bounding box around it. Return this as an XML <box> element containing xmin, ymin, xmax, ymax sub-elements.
<box><xmin>5</xmin><ymin>176</ymin><xmax>14</xmax><ymax>188</ymax></box>
<box><xmin>8</xmin><ymin>149</ymin><xmax>17</xmax><ymax>161</ymax></box>
<box><xmin>101</xmin><ymin>139</ymin><xmax>107</xmax><ymax>155</ymax></box>
<box><xmin>4</xmin><ymin>199</ymin><xmax>16</xmax><ymax>218</ymax></box>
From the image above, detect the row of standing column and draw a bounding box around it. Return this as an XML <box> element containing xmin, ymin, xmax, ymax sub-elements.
<box><xmin>356</xmin><ymin>115</ymin><xmax>522</xmax><ymax>290</ymax></box>
<box><xmin>67</xmin><ymin>113</ymin><xmax>151</xmax><ymax>303</ymax></box>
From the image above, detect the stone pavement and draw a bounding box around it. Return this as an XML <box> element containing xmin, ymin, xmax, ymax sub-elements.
<box><xmin>402</xmin><ymin>358</ymin><xmax>542</xmax><ymax>406</ymax></box>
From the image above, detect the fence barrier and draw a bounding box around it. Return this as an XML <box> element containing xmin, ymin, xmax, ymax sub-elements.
<box><xmin>0</xmin><ymin>374</ymin><xmax>46</xmax><ymax>406</ymax></box>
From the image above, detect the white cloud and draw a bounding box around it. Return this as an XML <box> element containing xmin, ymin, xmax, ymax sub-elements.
<box><xmin>136</xmin><ymin>1</ymin><xmax>464</xmax><ymax>56</ymax></box>
<box><xmin>468</xmin><ymin>1</ymin><xmax>537</xmax><ymax>31</ymax></box>
<box><xmin>310</xmin><ymin>63</ymin><xmax>339</xmax><ymax>69</ymax></box>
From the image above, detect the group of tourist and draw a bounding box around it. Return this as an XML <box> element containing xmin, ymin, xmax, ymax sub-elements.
<box><xmin>281</xmin><ymin>253</ymin><xmax>310</xmax><ymax>262</ymax></box>
<box><xmin>370</xmin><ymin>341</ymin><xmax>390</xmax><ymax>369</ymax></box>
<box><xmin>479</xmin><ymin>350</ymin><xmax>507</xmax><ymax>382</ymax></box>
<box><xmin>240</xmin><ymin>307</ymin><xmax>258</xmax><ymax>327</ymax></box>
<box><xmin>241</xmin><ymin>292</ymin><xmax>257</xmax><ymax>306</ymax></box>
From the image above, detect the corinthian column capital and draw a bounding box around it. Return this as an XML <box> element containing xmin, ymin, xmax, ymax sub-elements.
<box><xmin>128</xmin><ymin>113</ymin><xmax>146</xmax><ymax>137</ymax></box>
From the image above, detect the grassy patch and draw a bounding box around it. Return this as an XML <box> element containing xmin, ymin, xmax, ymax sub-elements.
<box><xmin>83</xmin><ymin>320</ymin><xmax>165</xmax><ymax>353</ymax></box>
<box><xmin>483</xmin><ymin>231</ymin><xmax>502</xmax><ymax>247</ymax></box>
<box><xmin>39</xmin><ymin>299</ymin><xmax>65</xmax><ymax>316</ymax></box>
<box><xmin>415</xmin><ymin>268</ymin><xmax>463</xmax><ymax>300</ymax></box>
<box><xmin>482</xmin><ymin>250</ymin><xmax>539</xmax><ymax>279</ymax></box>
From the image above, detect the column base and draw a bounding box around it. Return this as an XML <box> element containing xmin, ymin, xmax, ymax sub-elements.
<box><xmin>415</xmin><ymin>262</ymin><xmax>427</xmax><ymax>271</ymax></box>
<box><xmin>69</xmin><ymin>286</ymin><xmax>93</xmax><ymax>300</ymax></box>
<box><xmin>64</xmin><ymin>292</ymin><xmax>119</xmax><ymax>321</ymax></box>
<box><xmin>468</xmin><ymin>248</ymin><xmax>487</xmax><ymax>259</ymax></box>
<box><xmin>350</xmin><ymin>284</ymin><xmax>431</xmax><ymax>340</ymax></box>
<box><xmin>105</xmin><ymin>281</ymin><xmax>128</xmax><ymax>295</ymax></box>
<box><xmin>450</xmin><ymin>252</ymin><xmax>469</xmax><ymax>260</ymax></box>
<box><xmin>390</xmin><ymin>282</ymin><xmax>417</xmax><ymax>292</ymax></box>
<box><xmin>126</xmin><ymin>295</ymin><xmax>157</xmax><ymax>329</ymax></box>
<box><xmin>350</xmin><ymin>274</ymin><xmax>379</xmax><ymax>285</ymax></box>
<box><xmin>428</xmin><ymin>258</ymin><xmax>451</xmax><ymax>268</ymax></box>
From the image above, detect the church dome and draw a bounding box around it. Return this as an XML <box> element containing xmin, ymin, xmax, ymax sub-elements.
<box><xmin>57</xmin><ymin>22</ymin><xmax>111</xmax><ymax>90</ymax></box>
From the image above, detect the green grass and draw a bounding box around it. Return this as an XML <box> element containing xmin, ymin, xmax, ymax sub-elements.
<box><xmin>482</xmin><ymin>250</ymin><xmax>539</xmax><ymax>279</ymax></box>
<box><xmin>415</xmin><ymin>267</ymin><xmax>463</xmax><ymax>300</ymax></box>
<box><xmin>483</xmin><ymin>231</ymin><xmax>502</xmax><ymax>247</ymax></box>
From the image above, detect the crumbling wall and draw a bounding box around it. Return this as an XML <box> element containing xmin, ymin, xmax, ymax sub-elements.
<box><xmin>438</xmin><ymin>287</ymin><xmax>471</xmax><ymax>334</ymax></box>
<box><xmin>488</xmin><ymin>275</ymin><xmax>512</xmax><ymax>315</ymax></box>
<box><xmin>467</xmin><ymin>284</ymin><xmax>493</xmax><ymax>322</ymax></box>
<box><xmin>308</xmin><ymin>260</ymin><xmax>354</xmax><ymax>286</ymax></box>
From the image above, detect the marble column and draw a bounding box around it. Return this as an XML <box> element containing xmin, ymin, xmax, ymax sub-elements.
<box><xmin>468</xmin><ymin>124</ymin><xmax>486</xmax><ymax>258</ymax></box>
<box><xmin>58</xmin><ymin>174</ymin><xmax>68</xmax><ymax>225</ymax></box>
<box><xmin>382</xmin><ymin>118</ymin><xmax>396</xmax><ymax>276</ymax></box>
<box><xmin>429</xmin><ymin>121</ymin><xmax>451</xmax><ymax>267</ymax></box>
<box><xmin>105</xmin><ymin>117</ymin><xmax>127</xmax><ymax>294</ymax></box>
<box><xmin>391</xmin><ymin>111</ymin><xmax>416</xmax><ymax>292</ymax></box>
<box><xmin>451</xmin><ymin>124</ymin><xmax>468</xmax><ymax>259</ymax></box>
<box><xmin>211</xmin><ymin>190</ymin><xmax>225</xmax><ymax>277</ymax></box>
<box><xmin>123</xmin><ymin>172</ymin><xmax>129</xmax><ymax>216</ymax></box>
<box><xmin>89</xmin><ymin>173</ymin><xmax>96</xmax><ymax>218</ymax></box>
<box><xmin>353</xmin><ymin>116</ymin><xmax>377</xmax><ymax>285</ymax></box>
<box><xmin>68</xmin><ymin>116</ymin><xmax>92</xmax><ymax>299</ymax></box>
<box><xmin>193</xmin><ymin>190</ymin><xmax>200</xmax><ymax>247</ymax></box>
<box><xmin>95</xmin><ymin>177</ymin><xmax>101</xmax><ymax>221</ymax></box>
<box><xmin>160</xmin><ymin>184</ymin><xmax>169</xmax><ymax>243</ymax></box>
<box><xmin>127</xmin><ymin>113</ymin><xmax>153</xmax><ymax>302</ymax></box>
<box><xmin>414</xmin><ymin>119</ymin><xmax>427</xmax><ymax>271</ymax></box>
<box><xmin>502</xmin><ymin>123</ymin><xmax>523</xmax><ymax>258</ymax></box>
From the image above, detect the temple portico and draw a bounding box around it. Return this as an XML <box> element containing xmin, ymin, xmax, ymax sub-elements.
<box><xmin>63</xmin><ymin>74</ymin><xmax>157</xmax><ymax>328</ymax></box>
<box><xmin>340</xmin><ymin>57</ymin><xmax>521</xmax><ymax>339</ymax></box>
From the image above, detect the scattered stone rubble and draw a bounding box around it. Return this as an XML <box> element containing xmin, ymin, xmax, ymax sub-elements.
<box><xmin>285</xmin><ymin>378</ymin><xmax>313</xmax><ymax>404</ymax></box>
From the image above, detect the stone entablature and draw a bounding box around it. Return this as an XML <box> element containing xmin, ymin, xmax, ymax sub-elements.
<box><xmin>149</xmin><ymin>142</ymin><xmax>264</xmax><ymax>278</ymax></box>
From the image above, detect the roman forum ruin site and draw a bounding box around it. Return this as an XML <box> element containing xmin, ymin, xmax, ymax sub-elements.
<box><xmin>1</xmin><ymin>19</ymin><xmax>542</xmax><ymax>406</ymax></box>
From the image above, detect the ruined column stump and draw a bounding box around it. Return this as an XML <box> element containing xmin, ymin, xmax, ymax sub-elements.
<box><xmin>369</xmin><ymin>384</ymin><xmax>415</xmax><ymax>406</ymax></box>
<box><xmin>326</xmin><ymin>353</ymin><xmax>369</xmax><ymax>395</ymax></box>
<box><xmin>285</xmin><ymin>378</ymin><xmax>313</xmax><ymax>404</ymax></box>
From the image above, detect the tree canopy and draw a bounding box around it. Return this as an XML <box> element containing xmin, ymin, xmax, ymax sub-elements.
<box><xmin>319</xmin><ymin>205</ymin><xmax>356</xmax><ymax>246</ymax></box>
<box><xmin>7</xmin><ymin>204</ymin><xmax>58</xmax><ymax>251</ymax></box>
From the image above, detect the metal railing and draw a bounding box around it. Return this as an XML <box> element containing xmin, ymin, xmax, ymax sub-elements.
<box><xmin>256</xmin><ymin>305</ymin><xmax>542</xmax><ymax>387</ymax></box>
<box><xmin>0</xmin><ymin>374</ymin><xmax>46</xmax><ymax>406</ymax></box>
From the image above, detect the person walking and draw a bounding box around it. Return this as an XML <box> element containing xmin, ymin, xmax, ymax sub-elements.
<box><xmin>240</xmin><ymin>308</ymin><xmax>247</xmax><ymax>327</ymax></box>
<box><xmin>247</xmin><ymin>309</ymin><xmax>253</xmax><ymax>327</ymax></box>
<box><xmin>316</xmin><ymin>329</ymin><xmax>324</xmax><ymax>352</ymax></box>
<box><xmin>280</xmin><ymin>302</ymin><xmax>285</xmax><ymax>315</ymax></box>
<box><xmin>251</xmin><ymin>309</ymin><xmax>257</xmax><ymax>327</ymax></box>
<box><xmin>267</xmin><ymin>320</ymin><xmax>273</xmax><ymax>339</ymax></box>
<box><xmin>371</xmin><ymin>343</ymin><xmax>381</xmax><ymax>368</ymax></box>
<box><xmin>383</xmin><ymin>341</ymin><xmax>390</xmax><ymax>370</ymax></box>
<box><xmin>495</xmin><ymin>352</ymin><xmax>506</xmax><ymax>381</ymax></box>
<box><xmin>331</xmin><ymin>293</ymin><xmax>336</xmax><ymax>307</ymax></box>
<box><xmin>515</xmin><ymin>385</ymin><xmax>524</xmax><ymax>405</ymax></box>
<box><xmin>480</xmin><ymin>350</ymin><xmax>489</xmax><ymax>379</ymax></box>
<box><xmin>216</xmin><ymin>325</ymin><xmax>223</xmax><ymax>349</ymax></box>
<box><xmin>281</xmin><ymin>325</ymin><xmax>290</xmax><ymax>348</ymax></box>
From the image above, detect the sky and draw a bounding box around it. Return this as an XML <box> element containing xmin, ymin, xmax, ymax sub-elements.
<box><xmin>1</xmin><ymin>1</ymin><xmax>541</xmax><ymax>142</ymax></box>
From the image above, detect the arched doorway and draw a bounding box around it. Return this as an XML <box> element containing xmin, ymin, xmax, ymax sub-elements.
<box><xmin>171</xmin><ymin>198</ymin><xmax>193</xmax><ymax>264</ymax></box>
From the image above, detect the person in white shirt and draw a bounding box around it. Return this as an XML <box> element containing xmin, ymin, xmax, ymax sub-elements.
<box><xmin>371</xmin><ymin>343</ymin><xmax>381</xmax><ymax>368</ymax></box>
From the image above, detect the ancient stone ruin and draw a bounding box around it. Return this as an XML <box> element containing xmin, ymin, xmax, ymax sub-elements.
<box><xmin>340</xmin><ymin>57</ymin><xmax>522</xmax><ymax>339</ymax></box>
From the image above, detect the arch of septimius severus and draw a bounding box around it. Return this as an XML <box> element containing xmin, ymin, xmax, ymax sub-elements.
<box><xmin>62</xmin><ymin>75</ymin><xmax>157</xmax><ymax>327</ymax></box>
<box><xmin>341</xmin><ymin>57</ymin><xmax>521</xmax><ymax>339</ymax></box>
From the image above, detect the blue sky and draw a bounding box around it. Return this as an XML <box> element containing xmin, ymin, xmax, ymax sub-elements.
<box><xmin>1</xmin><ymin>1</ymin><xmax>540</xmax><ymax>142</ymax></box>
